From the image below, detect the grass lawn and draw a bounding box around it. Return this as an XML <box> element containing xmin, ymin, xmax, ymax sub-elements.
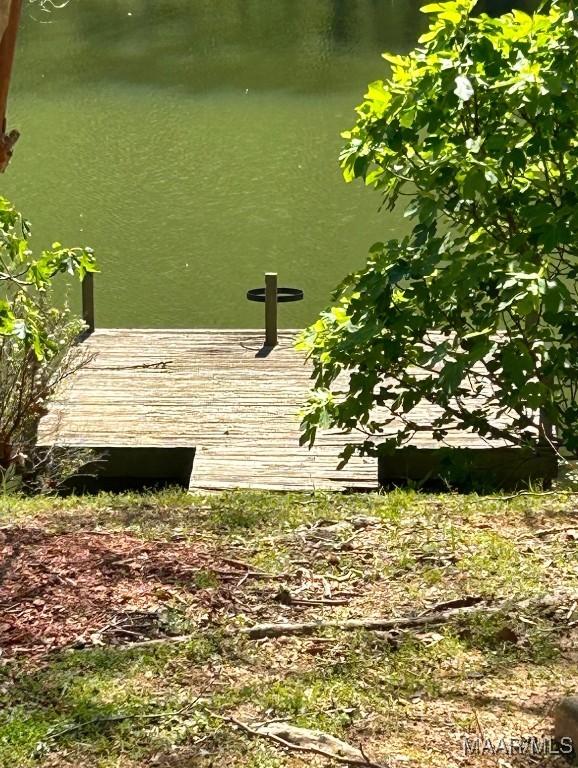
<box><xmin>1</xmin><ymin>489</ymin><xmax>578</xmax><ymax>767</ymax></box>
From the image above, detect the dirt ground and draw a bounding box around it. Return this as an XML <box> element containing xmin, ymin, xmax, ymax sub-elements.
<box><xmin>1</xmin><ymin>490</ymin><xmax>578</xmax><ymax>768</ymax></box>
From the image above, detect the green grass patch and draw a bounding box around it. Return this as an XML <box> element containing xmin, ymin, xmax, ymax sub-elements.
<box><xmin>1</xmin><ymin>488</ymin><xmax>577</xmax><ymax>766</ymax></box>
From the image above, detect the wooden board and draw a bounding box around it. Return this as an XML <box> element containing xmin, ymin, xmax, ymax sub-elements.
<box><xmin>38</xmin><ymin>329</ymin><xmax>514</xmax><ymax>492</ymax></box>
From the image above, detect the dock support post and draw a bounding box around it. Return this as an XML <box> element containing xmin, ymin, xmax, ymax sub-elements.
<box><xmin>82</xmin><ymin>272</ymin><xmax>95</xmax><ymax>333</ymax></box>
<box><xmin>265</xmin><ymin>272</ymin><xmax>278</xmax><ymax>347</ymax></box>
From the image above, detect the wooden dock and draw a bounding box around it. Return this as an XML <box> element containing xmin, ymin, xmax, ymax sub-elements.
<box><xmin>38</xmin><ymin>329</ymin><xmax>380</xmax><ymax>492</ymax></box>
<box><xmin>38</xmin><ymin>328</ymin><xmax>549</xmax><ymax>492</ymax></box>
<box><xmin>32</xmin><ymin>264</ymin><xmax>560</xmax><ymax>493</ymax></box>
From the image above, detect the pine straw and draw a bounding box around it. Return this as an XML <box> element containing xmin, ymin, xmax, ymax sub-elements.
<box><xmin>0</xmin><ymin>527</ymin><xmax>229</xmax><ymax>657</ymax></box>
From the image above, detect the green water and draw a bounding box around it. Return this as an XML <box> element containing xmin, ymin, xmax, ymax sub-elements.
<box><xmin>3</xmin><ymin>0</ymin><xmax>534</xmax><ymax>328</ymax></box>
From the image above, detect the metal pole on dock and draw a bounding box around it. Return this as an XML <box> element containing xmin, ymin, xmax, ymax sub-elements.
<box><xmin>82</xmin><ymin>272</ymin><xmax>95</xmax><ymax>333</ymax></box>
<box><xmin>265</xmin><ymin>272</ymin><xmax>278</xmax><ymax>347</ymax></box>
<box><xmin>247</xmin><ymin>273</ymin><xmax>302</xmax><ymax>347</ymax></box>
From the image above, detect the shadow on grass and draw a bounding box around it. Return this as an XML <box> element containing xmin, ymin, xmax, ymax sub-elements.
<box><xmin>0</xmin><ymin>637</ymin><xmax>221</xmax><ymax>766</ymax></box>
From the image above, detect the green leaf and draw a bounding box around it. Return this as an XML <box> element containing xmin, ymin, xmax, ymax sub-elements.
<box><xmin>462</xmin><ymin>168</ymin><xmax>487</xmax><ymax>199</ymax></box>
<box><xmin>400</xmin><ymin>106</ymin><xmax>417</xmax><ymax>128</ymax></box>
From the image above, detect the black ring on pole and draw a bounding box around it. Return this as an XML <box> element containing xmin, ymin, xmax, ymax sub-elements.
<box><xmin>246</xmin><ymin>287</ymin><xmax>304</xmax><ymax>303</ymax></box>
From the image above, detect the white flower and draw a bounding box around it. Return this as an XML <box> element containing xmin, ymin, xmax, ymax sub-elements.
<box><xmin>454</xmin><ymin>75</ymin><xmax>474</xmax><ymax>102</ymax></box>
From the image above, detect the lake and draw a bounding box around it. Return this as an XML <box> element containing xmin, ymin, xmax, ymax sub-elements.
<box><xmin>3</xmin><ymin>0</ymin><xmax>535</xmax><ymax>328</ymax></box>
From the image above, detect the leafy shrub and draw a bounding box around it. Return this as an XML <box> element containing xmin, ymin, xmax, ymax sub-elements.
<box><xmin>0</xmin><ymin>197</ymin><xmax>97</xmax><ymax>490</ymax></box>
<box><xmin>299</xmin><ymin>0</ymin><xmax>578</xmax><ymax>462</ymax></box>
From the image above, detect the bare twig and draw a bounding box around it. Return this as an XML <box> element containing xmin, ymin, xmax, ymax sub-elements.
<box><xmin>286</xmin><ymin>597</ymin><xmax>350</xmax><ymax>607</ymax></box>
<box><xmin>531</xmin><ymin>525</ymin><xmax>578</xmax><ymax>539</ymax></box>
<box><xmin>90</xmin><ymin>360</ymin><xmax>173</xmax><ymax>371</ymax></box>
<box><xmin>112</xmin><ymin>633</ymin><xmax>199</xmax><ymax>649</ymax></box>
<box><xmin>214</xmin><ymin>569</ymin><xmax>286</xmax><ymax>581</ymax></box>
<box><xmin>419</xmin><ymin>595</ymin><xmax>484</xmax><ymax>615</ymax></box>
<box><xmin>275</xmin><ymin>588</ymin><xmax>349</xmax><ymax>607</ymax></box>
<box><xmin>221</xmin><ymin>557</ymin><xmax>265</xmax><ymax>571</ymax></box>
<box><xmin>487</xmin><ymin>490</ymin><xmax>578</xmax><ymax>502</ymax></box>
<box><xmin>473</xmin><ymin>709</ymin><xmax>485</xmax><ymax>741</ymax></box>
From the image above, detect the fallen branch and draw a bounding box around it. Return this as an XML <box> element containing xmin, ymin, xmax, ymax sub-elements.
<box><xmin>420</xmin><ymin>595</ymin><xmax>484</xmax><ymax>615</ymax></box>
<box><xmin>113</xmin><ymin>633</ymin><xmax>198</xmax><ymax>649</ymax></box>
<box><xmin>238</xmin><ymin>603</ymin><xmax>499</xmax><ymax>640</ymax></box>
<box><xmin>487</xmin><ymin>490</ymin><xmax>578</xmax><ymax>502</ymax></box>
<box><xmin>275</xmin><ymin>587</ymin><xmax>349</xmax><ymax>607</ymax></box>
<box><xmin>315</xmin><ymin>573</ymin><xmax>353</xmax><ymax>583</ymax></box>
<box><xmin>288</xmin><ymin>597</ymin><xmax>350</xmax><ymax>607</ymax></box>
<box><xmin>91</xmin><ymin>360</ymin><xmax>173</xmax><ymax>371</ymax></box>
<box><xmin>214</xmin><ymin>569</ymin><xmax>286</xmax><ymax>581</ymax></box>
<box><xmin>88</xmin><ymin>591</ymin><xmax>578</xmax><ymax>649</ymax></box>
<box><xmin>532</xmin><ymin>525</ymin><xmax>578</xmax><ymax>539</ymax></box>
<box><xmin>217</xmin><ymin>714</ymin><xmax>388</xmax><ymax>768</ymax></box>
<box><xmin>221</xmin><ymin>557</ymin><xmax>266</xmax><ymax>571</ymax></box>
